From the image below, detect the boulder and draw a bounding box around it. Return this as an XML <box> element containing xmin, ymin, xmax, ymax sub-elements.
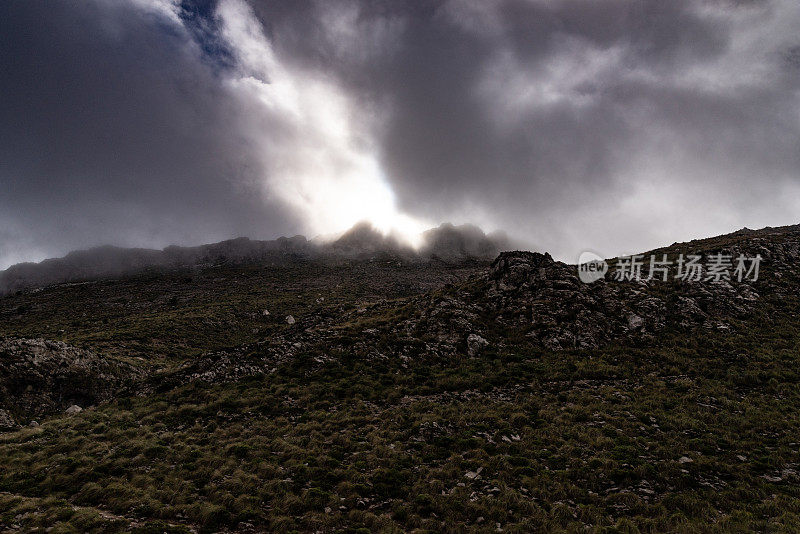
<box><xmin>467</xmin><ymin>334</ymin><xmax>489</xmax><ymax>357</ymax></box>
<box><xmin>65</xmin><ymin>404</ymin><xmax>83</xmax><ymax>415</ymax></box>
<box><xmin>0</xmin><ymin>409</ymin><xmax>17</xmax><ymax>431</ymax></box>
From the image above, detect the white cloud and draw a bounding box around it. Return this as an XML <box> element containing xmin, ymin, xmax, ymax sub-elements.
<box><xmin>215</xmin><ymin>0</ymin><xmax>429</xmax><ymax>244</ymax></box>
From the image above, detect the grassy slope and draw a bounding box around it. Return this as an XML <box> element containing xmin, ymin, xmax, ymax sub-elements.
<box><xmin>1</xmin><ymin>234</ymin><xmax>800</xmax><ymax>532</ymax></box>
<box><xmin>0</xmin><ymin>261</ymin><xmax>482</xmax><ymax>366</ymax></box>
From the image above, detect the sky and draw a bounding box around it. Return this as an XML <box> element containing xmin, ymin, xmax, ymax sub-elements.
<box><xmin>1</xmin><ymin>0</ymin><xmax>799</xmax><ymax>269</ymax></box>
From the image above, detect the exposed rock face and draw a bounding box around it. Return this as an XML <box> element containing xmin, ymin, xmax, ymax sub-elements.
<box><xmin>489</xmin><ymin>251</ymin><xmax>556</xmax><ymax>287</ymax></box>
<box><xmin>0</xmin><ymin>408</ymin><xmax>17</xmax><ymax>431</ymax></box>
<box><xmin>480</xmin><ymin>250</ymin><xmax>763</xmax><ymax>349</ymax></box>
<box><xmin>467</xmin><ymin>334</ymin><xmax>489</xmax><ymax>357</ymax></box>
<box><xmin>327</xmin><ymin>221</ymin><xmax>407</xmax><ymax>257</ymax></box>
<box><xmin>420</xmin><ymin>223</ymin><xmax>510</xmax><ymax>261</ymax></box>
<box><xmin>145</xmin><ymin>338</ymin><xmax>305</xmax><ymax>390</ymax></box>
<box><xmin>485</xmin><ymin>251</ymin><xmax>658</xmax><ymax>349</ymax></box>
<box><xmin>396</xmin><ymin>242</ymin><xmax>775</xmax><ymax>353</ymax></box>
<box><xmin>0</xmin><ymin>338</ymin><xmax>143</xmax><ymax>417</ymax></box>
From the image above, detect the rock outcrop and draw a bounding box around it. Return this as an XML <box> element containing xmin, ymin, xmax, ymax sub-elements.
<box><xmin>0</xmin><ymin>338</ymin><xmax>143</xmax><ymax>420</ymax></box>
<box><xmin>398</xmin><ymin>238</ymin><xmax>778</xmax><ymax>352</ymax></box>
<box><xmin>0</xmin><ymin>408</ymin><xmax>17</xmax><ymax>430</ymax></box>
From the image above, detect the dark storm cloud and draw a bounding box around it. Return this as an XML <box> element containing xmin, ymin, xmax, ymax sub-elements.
<box><xmin>1</xmin><ymin>0</ymin><xmax>799</xmax><ymax>267</ymax></box>
<box><xmin>248</xmin><ymin>0</ymin><xmax>800</xmax><ymax>256</ymax></box>
<box><xmin>0</xmin><ymin>0</ymin><xmax>299</xmax><ymax>267</ymax></box>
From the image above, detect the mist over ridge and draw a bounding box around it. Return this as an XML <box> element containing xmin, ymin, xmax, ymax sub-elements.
<box><xmin>0</xmin><ymin>222</ymin><xmax>511</xmax><ymax>295</ymax></box>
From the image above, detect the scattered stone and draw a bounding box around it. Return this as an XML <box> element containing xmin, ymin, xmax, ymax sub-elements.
<box><xmin>464</xmin><ymin>466</ymin><xmax>483</xmax><ymax>479</ymax></box>
<box><xmin>262</xmin><ymin>309</ymin><xmax>270</xmax><ymax>316</ymax></box>
<box><xmin>29</xmin><ymin>421</ymin><xmax>39</xmax><ymax>428</ymax></box>
<box><xmin>65</xmin><ymin>405</ymin><xmax>83</xmax><ymax>415</ymax></box>
<box><xmin>627</xmin><ymin>314</ymin><xmax>644</xmax><ymax>330</ymax></box>
<box><xmin>286</xmin><ymin>315</ymin><xmax>296</xmax><ymax>325</ymax></box>
<box><xmin>678</xmin><ymin>456</ymin><xmax>693</xmax><ymax>464</ymax></box>
<box><xmin>0</xmin><ymin>409</ymin><xmax>18</xmax><ymax>431</ymax></box>
<box><xmin>466</xmin><ymin>333</ymin><xmax>489</xmax><ymax>357</ymax></box>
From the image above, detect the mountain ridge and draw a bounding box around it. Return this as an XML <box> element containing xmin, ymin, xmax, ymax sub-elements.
<box><xmin>0</xmin><ymin>222</ymin><xmax>510</xmax><ymax>296</ymax></box>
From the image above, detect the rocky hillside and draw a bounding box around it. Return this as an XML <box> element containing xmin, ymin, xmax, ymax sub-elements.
<box><xmin>0</xmin><ymin>224</ymin><xmax>799</xmax><ymax>532</ymax></box>
<box><xmin>2</xmin><ymin>224</ymin><xmax>797</xmax><ymax>425</ymax></box>
<box><xmin>0</xmin><ymin>339</ymin><xmax>142</xmax><ymax>428</ymax></box>
<box><xmin>405</xmin><ymin>223</ymin><xmax>798</xmax><ymax>352</ymax></box>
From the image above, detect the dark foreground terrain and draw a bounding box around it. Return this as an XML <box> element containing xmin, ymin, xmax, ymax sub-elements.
<box><xmin>1</xmin><ymin>225</ymin><xmax>800</xmax><ymax>532</ymax></box>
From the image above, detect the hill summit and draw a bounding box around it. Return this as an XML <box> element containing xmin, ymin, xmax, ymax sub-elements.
<box><xmin>0</xmin><ymin>222</ymin><xmax>510</xmax><ymax>295</ymax></box>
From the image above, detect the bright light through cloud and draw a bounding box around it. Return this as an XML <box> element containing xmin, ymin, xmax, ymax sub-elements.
<box><xmin>216</xmin><ymin>0</ymin><xmax>430</xmax><ymax>246</ymax></box>
<box><xmin>3</xmin><ymin>0</ymin><xmax>799</xmax><ymax>269</ymax></box>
